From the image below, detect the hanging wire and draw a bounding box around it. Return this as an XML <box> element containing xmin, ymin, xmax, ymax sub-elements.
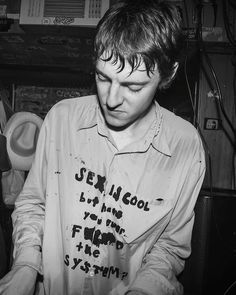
<box><xmin>184</xmin><ymin>57</ymin><xmax>195</xmax><ymax>116</ymax></box>
<box><xmin>201</xmin><ymin>46</ymin><xmax>236</xmax><ymax>140</ymax></box>
<box><xmin>233</xmin><ymin>56</ymin><xmax>236</xmax><ymax>188</ymax></box>
<box><xmin>194</xmin><ymin>0</ymin><xmax>236</xmax><ymax>190</ymax></box>
<box><xmin>198</xmin><ymin>10</ymin><xmax>236</xmax><ymax>145</ymax></box>
<box><xmin>196</xmin><ymin>4</ymin><xmax>236</xmax><ymax>278</ymax></box>
<box><xmin>201</xmin><ymin>45</ymin><xmax>236</xmax><ymax>188</ymax></box>
<box><xmin>194</xmin><ymin>1</ymin><xmax>214</xmax><ymax>192</ymax></box>
<box><xmin>191</xmin><ymin>4</ymin><xmax>236</xmax><ymax>293</ymax></box>
<box><xmin>223</xmin><ymin>279</ymin><xmax>236</xmax><ymax>295</ymax></box>
<box><xmin>183</xmin><ymin>0</ymin><xmax>196</xmax><ymax>117</ymax></box>
<box><xmin>222</xmin><ymin>0</ymin><xmax>236</xmax><ymax>48</ymax></box>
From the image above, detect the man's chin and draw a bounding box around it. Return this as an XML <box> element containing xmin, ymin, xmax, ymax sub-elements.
<box><xmin>106</xmin><ymin>121</ymin><xmax>128</xmax><ymax>131</ymax></box>
<box><xmin>105</xmin><ymin>117</ymin><xmax>131</xmax><ymax>132</ymax></box>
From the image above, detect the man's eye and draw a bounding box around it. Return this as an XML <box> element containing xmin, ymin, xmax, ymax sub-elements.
<box><xmin>97</xmin><ymin>73</ymin><xmax>108</xmax><ymax>82</ymax></box>
<box><xmin>128</xmin><ymin>86</ymin><xmax>142</xmax><ymax>93</ymax></box>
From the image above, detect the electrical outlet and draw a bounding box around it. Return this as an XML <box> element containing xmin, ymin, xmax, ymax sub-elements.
<box><xmin>204</xmin><ymin>118</ymin><xmax>221</xmax><ymax>130</ymax></box>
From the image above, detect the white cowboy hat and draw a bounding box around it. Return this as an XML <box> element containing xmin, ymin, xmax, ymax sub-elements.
<box><xmin>3</xmin><ymin>112</ymin><xmax>43</xmax><ymax>171</ymax></box>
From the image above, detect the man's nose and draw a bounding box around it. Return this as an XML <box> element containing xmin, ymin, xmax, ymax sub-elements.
<box><xmin>106</xmin><ymin>83</ymin><xmax>123</xmax><ymax>109</ymax></box>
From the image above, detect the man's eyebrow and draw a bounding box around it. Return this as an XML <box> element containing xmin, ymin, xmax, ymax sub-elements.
<box><xmin>95</xmin><ymin>68</ymin><xmax>110</xmax><ymax>80</ymax></box>
<box><xmin>121</xmin><ymin>80</ymin><xmax>149</xmax><ymax>86</ymax></box>
<box><xmin>95</xmin><ymin>68</ymin><xmax>150</xmax><ymax>86</ymax></box>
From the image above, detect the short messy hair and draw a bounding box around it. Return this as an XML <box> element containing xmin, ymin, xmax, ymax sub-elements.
<box><xmin>94</xmin><ymin>0</ymin><xmax>184</xmax><ymax>89</ymax></box>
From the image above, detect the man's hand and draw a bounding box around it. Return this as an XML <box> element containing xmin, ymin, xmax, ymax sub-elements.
<box><xmin>0</xmin><ymin>265</ymin><xmax>38</xmax><ymax>295</ymax></box>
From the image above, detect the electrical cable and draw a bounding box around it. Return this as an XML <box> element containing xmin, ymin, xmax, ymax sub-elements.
<box><xmin>184</xmin><ymin>53</ymin><xmax>214</xmax><ymax>190</ymax></box>
<box><xmin>182</xmin><ymin>1</ymin><xmax>213</xmax><ymax>191</ymax></box>
<box><xmin>222</xmin><ymin>0</ymin><xmax>236</xmax><ymax>48</ymax></box>
<box><xmin>182</xmin><ymin>0</ymin><xmax>203</xmax><ymax>125</ymax></box>
<box><xmin>192</xmin><ymin>5</ymin><xmax>236</xmax><ymax>288</ymax></box>
<box><xmin>201</xmin><ymin>45</ymin><xmax>236</xmax><ymax>142</ymax></box>
<box><xmin>179</xmin><ymin>0</ymin><xmax>196</xmax><ymax>122</ymax></box>
<box><xmin>182</xmin><ymin>1</ymin><xmax>213</xmax><ymax>190</ymax></box>
<box><xmin>232</xmin><ymin>56</ymin><xmax>236</xmax><ymax>188</ymax></box>
<box><xmin>182</xmin><ymin>0</ymin><xmax>192</xmax><ymax>109</ymax></box>
<box><xmin>202</xmin><ymin>47</ymin><xmax>236</xmax><ymax>189</ymax></box>
<box><xmin>183</xmin><ymin>56</ymin><xmax>214</xmax><ymax>191</ymax></box>
<box><xmin>202</xmin><ymin>46</ymin><xmax>236</xmax><ymax>280</ymax></box>
<box><xmin>194</xmin><ymin>1</ymin><xmax>214</xmax><ymax>192</ymax></box>
<box><xmin>199</xmin><ymin>59</ymin><xmax>235</xmax><ymax>149</ymax></box>
<box><xmin>223</xmin><ymin>279</ymin><xmax>236</xmax><ymax>295</ymax></box>
<box><xmin>196</xmin><ymin>2</ymin><xmax>236</xmax><ymax>256</ymax></box>
<box><xmin>184</xmin><ymin>56</ymin><xmax>195</xmax><ymax>117</ymax></box>
<box><xmin>183</xmin><ymin>0</ymin><xmax>190</xmax><ymax>33</ymax></box>
<box><xmin>195</xmin><ymin>1</ymin><xmax>236</xmax><ymax>190</ymax></box>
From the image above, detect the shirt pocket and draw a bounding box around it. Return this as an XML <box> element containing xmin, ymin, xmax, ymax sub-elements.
<box><xmin>119</xmin><ymin>197</ymin><xmax>173</xmax><ymax>244</ymax></box>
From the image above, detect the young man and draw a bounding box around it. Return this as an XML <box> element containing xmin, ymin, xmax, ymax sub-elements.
<box><xmin>0</xmin><ymin>1</ymin><xmax>205</xmax><ymax>294</ymax></box>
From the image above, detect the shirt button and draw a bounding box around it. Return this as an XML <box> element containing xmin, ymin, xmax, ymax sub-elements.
<box><xmin>89</xmin><ymin>270</ymin><xmax>95</xmax><ymax>277</ymax></box>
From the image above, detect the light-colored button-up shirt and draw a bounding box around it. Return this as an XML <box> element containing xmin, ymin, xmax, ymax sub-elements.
<box><xmin>12</xmin><ymin>95</ymin><xmax>205</xmax><ymax>295</ymax></box>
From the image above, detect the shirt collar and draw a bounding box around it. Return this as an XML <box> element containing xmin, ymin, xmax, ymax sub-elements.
<box><xmin>76</xmin><ymin>97</ymin><xmax>110</xmax><ymax>138</ymax></box>
<box><xmin>76</xmin><ymin>95</ymin><xmax>171</xmax><ymax>157</ymax></box>
<box><xmin>151</xmin><ymin>102</ymin><xmax>172</xmax><ymax>157</ymax></box>
<box><xmin>97</xmin><ymin>105</ymin><xmax>110</xmax><ymax>138</ymax></box>
<box><xmin>76</xmin><ymin>96</ymin><xmax>98</xmax><ymax>131</ymax></box>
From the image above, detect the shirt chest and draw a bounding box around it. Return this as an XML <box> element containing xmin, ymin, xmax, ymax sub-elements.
<box><xmin>48</xmin><ymin>128</ymin><xmax>185</xmax><ymax>244</ymax></box>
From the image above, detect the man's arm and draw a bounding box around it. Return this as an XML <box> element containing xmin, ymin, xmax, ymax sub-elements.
<box><xmin>0</xmin><ymin>265</ymin><xmax>38</xmax><ymax>295</ymax></box>
<box><xmin>127</xmin><ymin>134</ymin><xmax>206</xmax><ymax>295</ymax></box>
<box><xmin>0</xmin><ymin>115</ymin><xmax>49</xmax><ymax>295</ymax></box>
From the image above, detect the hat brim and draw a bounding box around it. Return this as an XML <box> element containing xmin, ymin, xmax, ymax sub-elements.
<box><xmin>3</xmin><ymin>112</ymin><xmax>43</xmax><ymax>171</ymax></box>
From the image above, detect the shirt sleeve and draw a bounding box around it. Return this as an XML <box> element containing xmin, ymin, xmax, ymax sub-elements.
<box><xmin>11</xmin><ymin>114</ymin><xmax>50</xmax><ymax>274</ymax></box>
<box><xmin>127</xmin><ymin>133</ymin><xmax>206</xmax><ymax>295</ymax></box>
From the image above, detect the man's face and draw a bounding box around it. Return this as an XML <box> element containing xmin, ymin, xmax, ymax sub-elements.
<box><xmin>95</xmin><ymin>57</ymin><xmax>161</xmax><ymax>130</ymax></box>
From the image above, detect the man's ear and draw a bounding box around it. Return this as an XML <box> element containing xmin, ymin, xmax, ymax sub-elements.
<box><xmin>159</xmin><ymin>62</ymin><xmax>179</xmax><ymax>90</ymax></box>
<box><xmin>172</xmin><ymin>62</ymin><xmax>179</xmax><ymax>79</ymax></box>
